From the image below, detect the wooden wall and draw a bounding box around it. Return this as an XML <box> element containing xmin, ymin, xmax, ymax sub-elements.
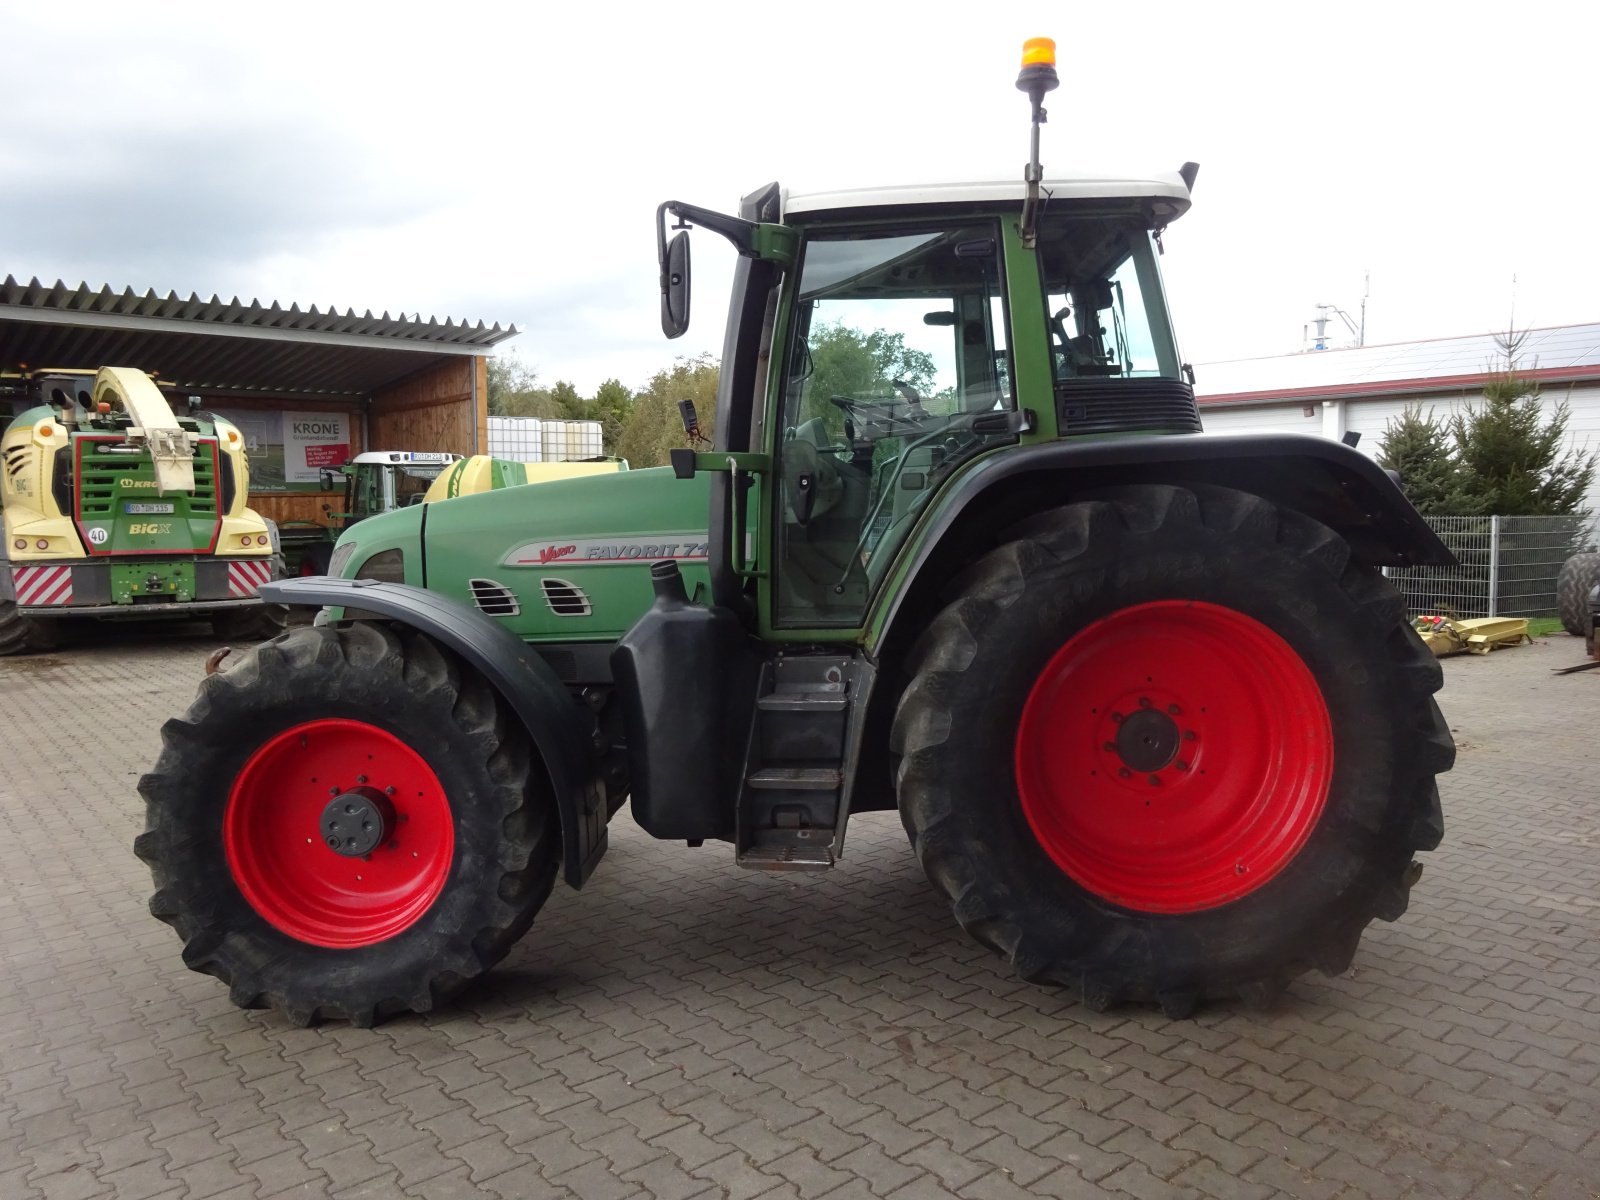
<box><xmin>250</xmin><ymin>491</ymin><xmax>346</xmax><ymax>530</ymax></box>
<box><xmin>369</xmin><ymin>356</ymin><xmax>485</xmax><ymax>458</ymax></box>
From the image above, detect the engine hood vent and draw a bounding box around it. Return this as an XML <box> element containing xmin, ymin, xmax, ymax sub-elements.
<box><xmin>469</xmin><ymin>578</ymin><xmax>520</xmax><ymax>617</ymax></box>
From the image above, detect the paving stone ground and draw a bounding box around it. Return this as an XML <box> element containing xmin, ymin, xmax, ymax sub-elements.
<box><xmin>1</xmin><ymin>621</ymin><xmax>1597</xmax><ymax>1200</ymax></box>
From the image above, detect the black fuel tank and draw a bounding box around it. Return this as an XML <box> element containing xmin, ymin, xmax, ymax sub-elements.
<box><xmin>610</xmin><ymin>561</ymin><xmax>756</xmax><ymax>840</ymax></box>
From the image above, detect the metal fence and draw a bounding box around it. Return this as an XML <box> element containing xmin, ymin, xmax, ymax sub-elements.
<box><xmin>1387</xmin><ymin>514</ymin><xmax>1599</xmax><ymax>619</ymax></box>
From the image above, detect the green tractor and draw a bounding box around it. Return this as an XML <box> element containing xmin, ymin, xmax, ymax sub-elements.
<box><xmin>278</xmin><ymin>450</ymin><xmax>465</xmax><ymax>576</ymax></box>
<box><xmin>137</xmin><ymin>40</ymin><xmax>1455</xmax><ymax>1025</ymax></box>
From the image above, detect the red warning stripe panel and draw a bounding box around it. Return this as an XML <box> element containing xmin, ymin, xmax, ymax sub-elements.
<box><xmin>227</xmin><ymin>559</ymin><xmax>274</xmax><ymax>599</ymax></box>
<box><xmin>14</xmin><ymin>565</ymin><xmax>74</xmax><ymax>606</ymax></box>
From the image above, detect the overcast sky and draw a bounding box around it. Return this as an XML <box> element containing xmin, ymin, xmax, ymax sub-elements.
<box><xmin>3</xmin><ymin>1</ymin><xmax>1597</xmax><ymax>394</ymax></box>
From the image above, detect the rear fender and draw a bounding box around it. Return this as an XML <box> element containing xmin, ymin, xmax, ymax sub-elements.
<box><xmin>260</xmin><ymin>576</ymin><xmax>608</xmax><ymax>888</ymax></box>
<box><xmin>876</xmin><ymin>432</ymin><xmax>1453</xmax><ymax>647</ymax></box>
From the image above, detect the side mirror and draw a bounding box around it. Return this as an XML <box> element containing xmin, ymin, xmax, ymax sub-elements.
<box><xmin>661</xmin><ymin>230</ymin><xmax>691</xmax><ymax>338</ymax></box>
<box><xmin>318</xmin><ymin>468</ymin><xmax>336</xmax><ymax>490</ymax></box>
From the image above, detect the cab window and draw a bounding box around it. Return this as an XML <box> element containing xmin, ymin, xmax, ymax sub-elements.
<box><xmin>775</xmin><ymin>222</ymin><xmax>1014</xmax><ymax>626</ymax></box>
<box><xmin>1039</xmin><ymin>219</ymin><xmax>1177</xmax><ymax>381</ymax></box>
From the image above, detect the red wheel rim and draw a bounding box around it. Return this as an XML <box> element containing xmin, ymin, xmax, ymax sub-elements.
<box><xmin>224</xmin><ymin>719</ymin><xmax>453</xmax><ymax>947</ymax></box>
<box><xmin>1014</xmin><ymin>600</ymin><xmax>1332</xmax><ymax>913</ymax></box>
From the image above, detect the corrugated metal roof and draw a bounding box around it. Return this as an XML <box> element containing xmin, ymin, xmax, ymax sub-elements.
<box><xmin>0</xmin><ymin>275</ymin><xmax>517</xmax><ymax>348</ymax></box>
<box><xmin>1</xmin><ymin>274</ymin><xmax>518</xmax><ymax>399</ymax></box>
<box><xmin>1195</xmin><ymin>322</ymin><xmax>1600</xmax><ymax>406</ymax></box>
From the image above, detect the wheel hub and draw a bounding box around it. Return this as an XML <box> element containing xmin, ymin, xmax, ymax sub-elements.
<box><xmin>1014</xmin><ymin>600</ymin><xmax>1334</xmax><ymax>913</ymax></box>
<box><xmin>320</xmin><ymin>787</ymin><xmax>394</xmax><ymax>858</ymax></box>
<box><xmin>1113</xmin><ymin>707</ymin><xmax>1180</xmax><ymax>773</ymax></box>
<box><xmin>224</xmin><ymin>718</ymin><xmax>454</xmax><ymax>948</ymax></box>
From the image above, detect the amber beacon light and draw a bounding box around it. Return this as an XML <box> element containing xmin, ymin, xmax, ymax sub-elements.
<box><xmin>1015</xmin><ymin>37</ymin><xmax>1059</xmax><ymax>248</ymax></box>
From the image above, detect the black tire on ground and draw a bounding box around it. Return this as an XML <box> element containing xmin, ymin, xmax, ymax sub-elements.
<box><xmin>890</xmin><ymin>484</ymin><xmax>1454</xmax><ymax>1016</ymax></box>
<box><xmin>0</xmin><ymin>598</ymin><xmax>58</xmax><ymax>656</ymax></box>
<box><xmin>135</xmin><ymin>622</ymin><xmax>560</xmax><ymax>1026</ymax></box>
<box><xmin>1556</xmin><ymin>552</ymin><xmax>1600</xmax><ymax>637</ymax></box>
<box><xmin>211</xmin><ymin>554</ymin><xmax>290</xmax><ymax>641</ymax></box>
<box><xmin>211</xmin><ymin>603</ymin><xmax>289</xmax><ymax>642</ymax></box>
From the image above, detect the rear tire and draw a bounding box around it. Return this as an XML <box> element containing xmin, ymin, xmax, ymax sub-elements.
<box><xmin>1557</xmin><ymin>552</ymin><xmax>1600</xmax><ymax>637</ymax></box>
<box><xmin>891</xmin><ymin>485</ymin><xmax>1453</xmax><ymax>1014</ymax></box>
<box><xmin>136</xmin><ymin>622</ymin><xmax>559</xmax><ymax>1025</ymax></box>
<box><xmin>0</xmin><ymin>598</ymin><xmax>58</xmax><ymax>656</ymax></box>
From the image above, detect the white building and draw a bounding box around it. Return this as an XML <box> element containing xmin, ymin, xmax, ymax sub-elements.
<box><xmin>1195</xmin><ymin>322</ymin><xmax>1600</xmax><ymax>513</ymax></box>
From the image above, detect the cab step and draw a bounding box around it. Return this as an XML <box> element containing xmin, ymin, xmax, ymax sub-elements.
<box><xmin>738</xmin><ymin>841</ymin><xmax>835</xmax><ymax>871</ymax></box>
<box><xmin>734</xmin><ymin>652</ymin><xmax>873</xmax><ymax>871</ymax></box>
<box><xmin>747</xmin><ymin>767</ymin><xmax>843</xmax><ymax>790</ymax></box>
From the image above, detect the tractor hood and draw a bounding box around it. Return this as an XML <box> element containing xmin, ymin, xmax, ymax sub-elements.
<box><xmin>419</xmin><ymin>465</ymin><xmax>714</xmax><ymax>643</ymax></box>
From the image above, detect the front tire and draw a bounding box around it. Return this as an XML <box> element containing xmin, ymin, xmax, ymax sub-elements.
<box><xmin>891</xmin><ymin>485</ymin><xmax>1453</xmax><ymax>1015</ymax></box>
<box><xmin>0</xmin><ymin>598</ymin><xmax>58</xmax><ymax>655</ymax></box>
<box><xmin>136</xmin><ymin>622</ymin><xmax>559</xmax><ymax>1025</ymax></box>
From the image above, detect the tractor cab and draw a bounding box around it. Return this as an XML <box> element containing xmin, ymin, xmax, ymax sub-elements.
<box><xmin>323</xmin><ymin>451</ymin><xmax>462</xmax><ymax>525</ymax></box>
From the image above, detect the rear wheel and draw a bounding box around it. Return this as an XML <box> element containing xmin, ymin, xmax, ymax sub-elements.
<box><xmin>136</xmin><ymin>622</ymin><xmax>559</xmax><ymax>1025</ymax></box>
<box><xmin>891</xmin><ymin>485</ymin><xmax>1453</xmax><ymax>1015</ymax></box>
<box><xmin>1557</xmin><ymin>552</ymin><xmax>1600</xmax><ymax>637</ymax></box>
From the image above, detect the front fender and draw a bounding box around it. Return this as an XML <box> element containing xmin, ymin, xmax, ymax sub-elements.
<box><xmin>260</xmin><ymin>576</ymin><xmax>608</xmax><ymax>888</ymax></box>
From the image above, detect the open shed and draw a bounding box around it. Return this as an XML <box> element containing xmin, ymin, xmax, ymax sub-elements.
<box><xmin>0</xmin><ymin>274</ymin><xmax>517</xmax><ymax>530</ymax></box>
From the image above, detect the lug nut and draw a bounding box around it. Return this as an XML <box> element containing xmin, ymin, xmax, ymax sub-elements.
<box><xmin>1175</xmin><ymin>760</ymin><xmax>1190</xmax><ymax>771</ymax></box>
<box><xmin>1167</xmin><ymin>704</ymin><xmax>1181</xmax><ymax>715</ymax></box>
<box><xmin>1118</xmin><ymin>767</ymin><xmax>1131</xmax><ymax>779</ymax></box>
<box><xmin>1147</xmin><ymin>774</ymin><xmax>1161</xmax><ymax>786</ymax></box>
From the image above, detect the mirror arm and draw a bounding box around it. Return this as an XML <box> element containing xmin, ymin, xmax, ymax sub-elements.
<box><xmin>657</xmin><ymin>202</ymin><xmax>796</xmax><ymax>266</ymax></box>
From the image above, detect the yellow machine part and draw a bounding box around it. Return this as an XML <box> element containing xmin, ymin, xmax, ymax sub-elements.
<box><xmin>1414</xmin><ymin>615</ymin><xmax>1531</xmax><ymax>657</ymax></box>
<box><xmin>1</xmin><ymin>411</ymin><xmax>79</xmax><ymax>559</ymax></box>
<box><xmin>93</xmin><ymin>367</ymin><xmax>196</xmax><ymax>495</ymax></box>
<box><xmin>422</xmin><ymin>456</ymin><xmax>625</xmax><ymax>504</ymax></box>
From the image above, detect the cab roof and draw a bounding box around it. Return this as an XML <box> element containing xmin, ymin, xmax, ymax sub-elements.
<box><xmin>350</xmin><ymin>451</ymin><xmax>462</xmax><ymax>465</ymax></box>
<box><xmin>782</xmin><ymin>169</ymin><xmax>1194</xmax><ymax>223</ymax></box>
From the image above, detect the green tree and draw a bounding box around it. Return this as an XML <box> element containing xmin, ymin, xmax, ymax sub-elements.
<box><xmin>802</xmin><ymin>322</ymin><xmax>937</xmax><ymax>418</ymax></box>
<box><xmin>487</xmin><ymin>354</ymin><xmax>541</xmax><ymax>416</ymax></box>
<box><xmin>1376</xmin><ymin>404</ymin><xmax>1472</xmax><ymax>515</ymax></box>
<box><xmin>1449</xmin><ymin>332</ymin><xmax>1596</xmax><ymax>516</ymax></box>
<box><xmin>616</xmin><ymin>354</ymin><xmax>720</xmax><ymax>468</ymax></box>
<box><xmin>548</xmin><ymin>381</ymin><xmax>584</xmax><ymax>419</ymax></box>
<box><xmin>589</xmin><ymin>378</ymin><xmax>633</xmax><ymax>456</ymax></box>
<box><xmin>487</xmin><ymin>354</ymin><xmax>573</xmax><ymax>419</ymax></box>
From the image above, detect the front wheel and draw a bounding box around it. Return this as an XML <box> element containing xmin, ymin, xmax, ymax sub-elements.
<box><xmin>891</xmin><ymin>485</ymin><xmax>1454</xmax><ymax>1015</ymax></box>
<box><xmin>136</xmin><ymin>622</ymin><xmax>559</xmax><ymax>1025</ymax></box>
<box><xmin>0</xmin><ymin>598</ymin><xmax>58</xmax><ymax>656</ymax></box>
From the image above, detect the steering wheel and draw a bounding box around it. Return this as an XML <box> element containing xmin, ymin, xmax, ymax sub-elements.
<box><xmin>828</xmin><ymin>394</ymin><xmax>928</xmax><ymax>438</ymax></box>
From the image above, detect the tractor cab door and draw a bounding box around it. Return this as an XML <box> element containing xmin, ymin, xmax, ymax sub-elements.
<box><xmin>770</xmin><ymin>220</ymin><xmax>1020</xmax><ymax>630</ymax></box>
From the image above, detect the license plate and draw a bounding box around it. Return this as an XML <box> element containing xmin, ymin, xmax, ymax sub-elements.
<box><xmin>124</xmin><ymin>502</ymin><xmax>175</xmax><ymax>514</ymax></box>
